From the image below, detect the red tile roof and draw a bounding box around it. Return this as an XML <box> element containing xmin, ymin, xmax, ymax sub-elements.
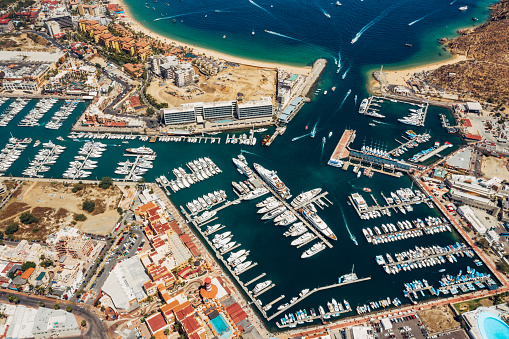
<box><xmin>464</xmin><ymin>133</ymin><xmax>482</xmax><ymax>141</ymax></box>
<box><xmin>146</xmin><ymin>313</ymin><xmax>167</xmax><ymax>334</ymax></box>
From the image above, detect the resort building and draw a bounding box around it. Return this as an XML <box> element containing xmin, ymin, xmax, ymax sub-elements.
<box><xmin>46</xmin><ymin>226</ymin><xmax>104</xmax><ymax>261</ymax></box>
<box><xmin>161</xmin><ymin>98</ymin><xmax>274</xmax><ymax>125</ymax></box>
<box><xmin>0</xmin><ymin>51</ymin><xmax>64</xmax><ymax>91</ymax></box>
<box><xmin>46</xmin><ymin>20</ymin><xmax>62</xmax><ymax>38</ymax></box>
<box><xmin>237</xmin><ymin>98</ymin><xmax>273</xmax><ymax>120</ymax></box>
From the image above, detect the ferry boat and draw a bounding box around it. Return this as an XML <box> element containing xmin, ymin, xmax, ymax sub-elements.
<box><xmin>301</xmin><ymin>242</ymin><xmax>326</xmax><ymax>258</ymax></box>
<box><xmin>126</xmin><ymin>146</ymin><xmax>155</xmax><ymax>155</ymax></box>
<box><xmin>301</xmin><ymin>207</ymin><xmax>337</xmax><ymax>240</ymax></box>
<box><xmin>254</xmin><ymin>163</ymin><xmax>291</xmax><ymax>199</ymax></box>
<box><xmin>290</xmin><ymin>188</ymin><xmax>322</xmax><ymax>208</ymax></box>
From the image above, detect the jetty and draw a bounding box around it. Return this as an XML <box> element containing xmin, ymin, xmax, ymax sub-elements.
<box><xmin>266</xmin><ymin>276</ymin><xmax>371</xmax><ymax>321</ymax></box>
<box><xmin>245</xmin><ymin>273</ymin><xmax>266</xmax><ymax>287</ymax></box>
<box><xmin>328</xmin><ymin>129</ymin><xmax>355</xmax><ymax>165</ymax></box>
<box><xmin>415</xmin><ymin>144</ymin><xmax>450</xmax><ymax>163</ymax></box>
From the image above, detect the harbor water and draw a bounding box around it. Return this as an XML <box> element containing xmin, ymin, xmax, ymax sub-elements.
<box><xmin>0</xmin><ymin>0</ymin><xmax>499</xmax><ymax>330</ymax></box>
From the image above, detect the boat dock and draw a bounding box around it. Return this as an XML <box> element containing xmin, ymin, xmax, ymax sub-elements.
<box><xmin>248</xmin><ymin>169</ymin><xmax>334</xmax><ymax>249</ymax></box>
<box><xmin>205</xmin><ymin>225</ymin><xmax>226</xmax><ymax>236</ymax></box>
<box><xmin>264</xmin><ymin>126</ymin><xmax>286</xmax><ymax>146</ymax></box>
<box><xmin>296</xmin><ymin>236</ymin><xmax>318</xmax><ymax>248</ymax></box>
<box><xmin>235</xmin><ymin>262</ymin><xmax>258</xmax><ymax>275</ymax></box>
<box><xmin>275</xmin><ymin>306</ymin><xmax>351</xmax><ymax>329</ymax></box>
<box><xmin>328</xmin><ymin>129</ymin><xmax>355</xmax><ymax>163</ymax></box>
<box><xmin>253</xmin><ymin>284</ymin><xmax>275</xmax><ymax>298</ymax></box>
<box><xmin>120</xmin><ymin>154</ymin><xmax>144</xmax><ymax>182</ymax></box>
<box><xmin>266</xmin><ymin>277</ymin><xmax>371</xmax><ymax>321</ymax></box>
<box><xmin>292</xmin><ymin>192</ymin><xmax>331</xmax><ymax>211</ymax></box>
<box><xmin>245</xmin><ymin>273</ymin><xmax>266</xmax><ymax>287</ymax></box>
<box><xmin>220</xmin><ymin>243</ymin><xmax>241</xmax><ymax>255</ymax></box>
<box><xmin>438</xmin><ymin>275</ymin><xmax>491</xmax><ymax>293</ymax></box>
<box><xmin>265</xmin><ymin>295</ymin><xmax>285</xmax><ymax>309</ymax></box>
<box><xmin>348</xmin><ymin>194</ymin><xmax>431</xmax><ymax>217</ymax></box>
<box><xmin>364</xmin><ymin>223</ymin><xmax>451</xmax><ymax>245</ymax></box>
<box><xmin>384</xmin><ymin>247</ymin><xmax>471</xmax><ymax>269</ymax></box>
<box><xmin>415</xmin><ymin>144</ymin><xmax>450</xmax><ymax>163</ymax></box>
<box><xmin>225</xmin><ymin>132</ymin><xmax>257</xmax><ymax>146</ymax></box>
<box><xmin>389</xmin><ymin>136</ymin><xmax>418</xmax><ymax>156</ymax></box>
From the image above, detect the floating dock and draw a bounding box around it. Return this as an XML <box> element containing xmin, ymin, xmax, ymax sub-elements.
<box><xmin>245</xmin><ymin>273</ymin><xmax>266</xmax><ymax>287</ymax></box>
<box><xmin>415</xmin><ymin>144</ymin><xmax>450</xmax><ymax>163</ymax></box>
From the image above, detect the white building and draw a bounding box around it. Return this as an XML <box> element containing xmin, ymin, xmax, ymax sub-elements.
<box><xmin>2</xmin><ymin>305</ymin><xmax>79</xmax><ymax>339</ymax></box>
<box><xmin>457</xmin><ymin>205</ymin><xmax>488</xmax><ymax>235</ymax></box>
<box><xmin>46</xmin><ymin>20</ymin><xmax>61</xmax><ymax>38</ymax></box>
<box><xmin>101</xmin><ymin>256</ymin><xmax>150</xmax><ymax>312</ymax></box>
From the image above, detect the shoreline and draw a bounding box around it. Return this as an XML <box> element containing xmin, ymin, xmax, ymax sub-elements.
<box><xmin>382</xmin><ymin>54</ymin><xmax>468</xmax><ymax>87</ymax></box>
<box><xmin>112</xmin><ymin>0</ymin><xmax>312</xmax><ymax>76</ymax></box>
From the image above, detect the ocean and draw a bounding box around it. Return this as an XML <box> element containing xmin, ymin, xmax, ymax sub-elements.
<box><xmin>0</xmin><ymin>0</ymin><xmax>498</xmax><ymax>331</ymax></box>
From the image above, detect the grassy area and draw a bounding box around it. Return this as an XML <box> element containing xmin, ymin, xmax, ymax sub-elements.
<box><xmin>454</xmin><ymin>298</ymin><xmax>487</xmax><ymax>314</ymax></box>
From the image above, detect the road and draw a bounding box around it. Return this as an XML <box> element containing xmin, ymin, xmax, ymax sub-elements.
<box><xmin>0</xmin><ymin>291</ymin><xmax>108</xmax><ymax>339</ymax></box>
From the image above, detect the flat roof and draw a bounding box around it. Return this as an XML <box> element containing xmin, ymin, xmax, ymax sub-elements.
<box><xmin>446</xmin><ymin>147</ymin><xmax>473</xmax><ymax>170</ymax></box>
<box><xmin>0</xmin><ymin>50</ymin><xmax>64</xmax><ymax>63</ymax></box>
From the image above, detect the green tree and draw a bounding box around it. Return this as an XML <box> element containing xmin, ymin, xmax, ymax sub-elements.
<box><xmin>53</xmin><ymin>303</ymin><xmax>59</xmax><ymax>310</ymax></box>
<box><xmin>0</xmin><ymin>231</ymin><xmax>4</xmax><ymax>239</ymax></box>
<box><xmin>39</xmin><ymin>301</ymin><xmax>45</xmax><ymax>307</ymax></box>
<box><xmin>81</xmin><ymin>320</ymin><xmax>87</xmax><ymax>327</ymax></box>
<box><xmin>99</xmin><ymin>177</ymin><xmax>113</xmax><ymax>189</ymax></box>
<box><xmin>5</xmin><ymin>222</ymin><xmax>19</xmax><ymax>235</ymax></box>
<box><xmin>21</xmin><ymin>261</ymin><xmax>36</xmax><ymax>271</ymax></box>
<box><xmin>477</xmin><ymin>237</ymin><xmax>490</xmax><ymax>250</ymax></box>
<box><xmin>82</xmin><ymin>200</ymin><xmax>95</xmax><ymax>213</ymax></box>
<box><xmin>19</xmin><ymin>212</ymin><xmax>38</xmax><ymax>225</ymax></box>
<box><xmin>497</xmin><ymin>261</ymin><xmax>509</xmax><ymax>275</ymax></box>
<box><xmin>66</xmin><ymin>306</ymin><xmax>72</xmax><ymax>312</ymax></box>
<box><xmin>164</xmin><ymin>329</ymin><xmax>170</xmax><ymax>335</ymax></box>
<box><xmin>117</xmin><ymin>207</ymin><xmax>123</xmax><ymax>215</ymax></box>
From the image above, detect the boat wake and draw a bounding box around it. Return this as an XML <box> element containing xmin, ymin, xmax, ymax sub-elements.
<box><xmin>340</xmin><ymin>204</ymin><xmax>358</xmax><ymax>245</ymax></box>
<box><xmin>291</xmin><ymin>132</ymin><xmax>311</xmax><ymax>142</ymax></box>
<box><xmin>354</xmin><ymin>94</ymin><xmax>358</xmax><ymax>105</ymax></box>
<box><xmin>248</xmin><ymin>0</ymin><xmax>272</xmax><ymax>16</ymax></box>
<box><xmin>336</xmin><ymin>50</ymin><xmax>342</xmax><ymax>73</ymax></box>
<box><xmin>342</xmin><ymin>64</ymin><xmax>351</xmax><ymax>79</ymax></box>
<box><xmin>408</xmin><ymin>10</ymin><xmax>440</xmax><ymax>26</ymax></box>
<box><xmin>320</xmin><ymin>7</ymin><xmax>331</xmax><ymax>18</ymax></box>
<box><xmin>265</xmin><ymin>30</ymin><xmax>305</xmax><ymax>43</ymax></box>
<box><xmin>351</xmin><ymin>5</ymin><xmax>397</xmax><ymax>44</ymax></box>
<box><xmin>154</xmin><ymin>9</ymin><xmax>212</xmax><ymax>21</ymax></box>
<box><xmin>321</xmin><ymin>137</ymin><xmax>326</xmax><ymax>159</ymax></box>
<box><xmin>240</xmin><ymin>149</ymin><xmax>262</xmax><ymax>157</ymax></box>
<box><xmin>336</xmin><ymin>89</ymin><xmax>351</xmax><ymax>111</ymax></box>
<box><xmin>311</xmin><ymin>118</ymin><xmax>319</xmax><ymax>138</ymax></box>
<box><xmin>449</xmin><ymin>0</ymin><xmax>457</xmax><ymax>4</ymax></box>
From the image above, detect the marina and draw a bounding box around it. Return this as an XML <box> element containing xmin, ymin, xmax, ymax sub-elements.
<box><xmin>115</xmin><ymin>152</ymin><xmax>156</xmax><ymax>182</ymax></box>
<box><xmin>0</xmin><ymin>137</ymin><xmax>31</xmax><ymax>174</ymax></box>
<box><xmin>22</xmin><ymin>141</ymin><xmax>66</xmax><ymax>178</ymax></box>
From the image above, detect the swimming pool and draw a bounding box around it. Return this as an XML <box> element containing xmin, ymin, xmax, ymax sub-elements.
<box><xmin>210</xmin><ymin>314</ymin><xmax>232</xmax><ymax>339</ymax></box>
<box><xmin>478</xmin><ymin>311</ymin><xmax>509</xmax><ymax>339</ymax></box>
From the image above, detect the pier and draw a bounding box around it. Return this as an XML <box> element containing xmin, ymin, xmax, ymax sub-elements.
<box><xmin>328</xmin><ymin>129</ymin><xmax>355</xmax><ymax>164</ymax></box>
<box><xmin>120</xmin><ymin>154</ymin><xmax>144</xmax><ymax>182</ymax></box>
<box><xmin>348</xmin><ymin>194</ymin><xmax>431</xmax><ymax>218</ymax></box>
<box><xmin>253</xmin><ymin>283</ymin><xmax>275</xmax><ymax>298</ymax></box>
<box><xmin>245</xmin><ymin>273</ymin><xmax>266</xmax><ymax>287</ymax></box>
<box><xmin>364</xmin><ymin>223</ymin><xmax>451</xmax><ymax>245</ymax></box>
<box><xmin>264</xmin><ymin>126</ymin><xmax>286</xmax><ymax>146</ymax></box>
<box><xmin>389</xmin><ymin>136</ymin><xmax>418</xmax><ymax>156</ymax></box>
<box><xmin>266</xmin><ymin>277</ymin><xmax>371</xmax><ymax>321</ymax></box>
<box><xmin>415</xmin><ymin>144</ymin><xmax>450</xmax><ymax>163</ymax></box>
<box><xmin>204</xmin><ymin>225</ymin><xmax>226</xmax><ymax>236</ymax></box>
<box><xmin>220</xmin><ymin>243</ymin><xmax>241</xmax><ymax>255</ymax></box>
<box><xmin>247</xmin><ymin>167</ymin><xmax>334</xmax><ymax>249</ymax></box>
<box><xmin>235</xmin><ymin>262</ymin><xmax>258</xmax><ymax>275</ymax></box>
<box><xmin>384</xmin><ymin>246</ymin><xmax>471</xmax><ymax>269</ymax></box>
<box><xmin>296</xmin><ymin>235</ymin><xmax>317</xmax><ymax>248</ymax></box>
<box><xmin>265</xmin><ymin>295</ymin><xmax>285</xmax><ymax>309</ymax></box>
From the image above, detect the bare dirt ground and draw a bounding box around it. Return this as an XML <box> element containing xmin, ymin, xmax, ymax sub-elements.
<box><xmin>0</xmin><ymin>32</ymin><xmax>55</xmax><ymax>52</ymax></box>
<box><xmin>89</xmin><ymin>56</ymin><xmax>108</xmax><ymax>68</ymax></box>
<box><xmin>146</xmin><ymin>65</ymin><xmax>276</xmax><ymax>109</ymax></box>
<box><xmin>419</xmin><ymin>305</ymin><xmax>460</xmax><ymax>333</ymax></box>
<box><xmin>0</xmin><ymin>182</ymin><xmax>125</xmax><ymax>238</ymax></box>
<box><xmin>481</xmin><ymin>155</ymin><xmax>509</xmax><ymax>180</ymax></box>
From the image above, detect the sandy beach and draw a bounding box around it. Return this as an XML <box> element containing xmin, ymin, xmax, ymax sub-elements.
<box><xmin>111</xmin><ymin>0</ymin><xmax>312</xmax><ymax>76</ymax></box>
<box><xmin>383</xmin><ymin>54</ymin><xmax>468</xmax><ymax>86</ymax></box>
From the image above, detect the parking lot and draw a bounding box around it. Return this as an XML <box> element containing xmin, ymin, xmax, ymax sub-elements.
<box><xmin>372</xmin><ymin>314</ymin><xmax>468</xmax><ymax>339</ymax></box>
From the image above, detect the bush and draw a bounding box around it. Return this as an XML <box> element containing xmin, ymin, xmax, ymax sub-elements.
<box><xmin>117</xmin><ymin>207</ymin><xmax>123</xmax><ymax>215</ymax></box>
<box><xmin>19</xmin><ymin>212</ymin><xmax>38</xmax><ymax>225</ymax></box>
<box><xmin>72</xmin><ymin>183</ymin><xmax>84</xmax><ymax>193</ymax></box>
<box><xmin>53</xmin><ymin>303</ymin><xmax>59</xmax><ymax>310</ymax></box>
<box><xmin>74</xmin><ymin>214</ymin><xmax>87</xmax><ymax>222</ymax></box>
<box><xmin>66</xmin><ymin>306</ymin><xmax>72</xmax><ymax>312</ymax></box>
<box><xmin>98</xmin><ymin>177</ymin><xmax>113</xmax><ymax>189</ymax></box>
<box><xmin>32</xmin><ymin>228</ymin><xmax>39</xmax><ymax>233</ymax></box>
<box><xmin>21</xmin><ymin>261</ymin><xmax>36</xmax><ymax>271</ymax></box>
<box><xmin>82</xmin><ymin>200</ymin><xmax>95</xmax><ymax>213</ymax></box>
<box><xmin>39</xmin><ymin>301</ymin><xmax>45</xmax><ymax>307</ymax></box>
<box><xmin>5</xmin><ymin>223</ymin><xmax>18</xmax><ymax>235</ymax></box>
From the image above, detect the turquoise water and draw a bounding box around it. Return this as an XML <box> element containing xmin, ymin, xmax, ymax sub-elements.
<box><xmin>478</xmin><ymin>311</ymin><xmax>509</xmax><ymax>339</ymax></box>
<box><xmin>210</xmin><ymin>314</ymin><xmax>231</xmax><ymax>338</ymax></box>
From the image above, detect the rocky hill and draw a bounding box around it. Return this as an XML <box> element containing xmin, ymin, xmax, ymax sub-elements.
<box><xmin>424</xmin><ymin>0</ymin><xmax>509</xmax><ymax>106</ymax></box>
